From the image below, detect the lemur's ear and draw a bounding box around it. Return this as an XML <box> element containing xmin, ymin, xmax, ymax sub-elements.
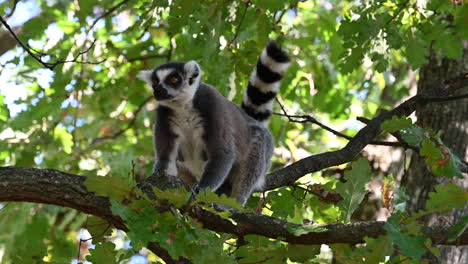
<box><xmin>184</xmin><ymin>61</ymin><xmax>201</xmax><ymax>85</ymax></box>
<box><xmin>137</xmin><ymin>70</ymin><xmax>153</xmax><ymax>85</ymax></box>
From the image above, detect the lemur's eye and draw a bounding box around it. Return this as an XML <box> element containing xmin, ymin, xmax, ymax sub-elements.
<box><xmin>168</xmin><ymin>76</ymin><xmax>178</xmax><ymax>85</ymax></box>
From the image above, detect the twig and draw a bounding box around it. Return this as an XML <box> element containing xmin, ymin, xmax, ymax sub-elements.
<box><xmin>263</xmin><ymin>72</ymin><xmax>468</xmax><ymax>191</ymax></box>
<box><xmin>357</xmin><ymin>116</ymin><xmax>468</xmax><ymax>174</ymax></box>
<box><xmin>291</xmin><ymin>183</ymin><xmax>344</xmax><ymax>202</ymax></box>
<box><xmin>227</xmin><ymin>0</ymin><xmax>250</xmax><ymax>47</ymax></box>
<box><xmin>274</xmin><ymin>9</ymin><xmax>287</xmax><ymax>24</ymax></box>
<box><xmin>5</xmin><ymin>0</ymin><xmax>19</xmax><ymax>19</ymax></box>
<box><xmin>275</xmin><ymin>98</ymin><xmax>402</xmax><ymax>147</ymax></box>
<box><xmin>88</xmin><ymin>0</ymin><xmax>131</xmax><ymax>31</ymax></box>
<box><xmin>126</xmin><ymin>54</ymin><xmax>169</xmax><ymax>63</ymax></box>
<box><xmin>91</xmin><ymin>95</ymin><xmax>153</xmax><ymax>145</ymax></box>
<box><xmin>0</xmin><ymin>16</ymin><xmax>104</xmax><ymax>70</ymax></box>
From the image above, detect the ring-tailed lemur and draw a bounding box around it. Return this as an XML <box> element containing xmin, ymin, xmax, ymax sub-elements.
<box><xmin>137</xmin><ymin>42</ymin><xmax>290</xmax><ymax>205</ymax></box>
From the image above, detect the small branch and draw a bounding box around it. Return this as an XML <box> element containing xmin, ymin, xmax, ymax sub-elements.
<box><xmin>88</xmin><ymin>0</ymin><xmax>131</xmax><ymax>31</ymax></box>
<box><xmin>356</xmin><ymin>116</ymin><xmax>420</xmax><ymax>153</ymax></box>
<box><xmin>263</xmin><ymin>72</ymin><xmax>468</xmax><ymax>191</ymax></box>
<box><xmin>291</xmin><ymin>183</ymin><xmax>344</xmax><ymax>202</ymax></box>
<box><xmin>357</xmin><ymin>116</ymin><xmax>468</xmax><ymax>174</ymax></box>
<box><xmin>0</xmin><ymin>16</ymin><xmax>104</xmax><ymax>70</ymax></box>
<box><xmin>126</xmin><ymin>54</ymin><xmax>169</xmax><ymax>63</ymax></box>
<box><xmin>227</xmin><ymin>0</ymin><xmax>250</xmax><ymax>47</ymax></box>
<box><xmin>274</xmin><ymin>9</ymin><xmax>287</xmax><ymax>24</ymax></box>
<box><xmin>90</xmin><ymin>96</ymin><xmax>153</xmax><ymax>145</ymax></box>
<box><xmin>275</xmin><ymin>99</ymin><xmax>402</xmax><ymax>147</ymax></box>
<box><xmin>5</xmin><ymin>0</ymin><xmax>19</xmax><ymax>19</ymax></box>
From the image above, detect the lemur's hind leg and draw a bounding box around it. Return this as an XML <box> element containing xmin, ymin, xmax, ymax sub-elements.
<box><xmin>231</xmin><ymin>125</ymin><xmax>273</xmax><ymax>206</ymax></box>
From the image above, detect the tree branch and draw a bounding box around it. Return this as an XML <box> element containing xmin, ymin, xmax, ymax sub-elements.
<box><xmin>274</xmin><ymin>98</ymin><xmax>402</xmax><ymax>147</ymax></box>
<box><xmin>0</xmin><ymin>16</ymin><xmax>104</xmax><ymax>70</ymax></box>
<box><xmin>0</xmin><ymin>167</ymin><xmax>189</xmax><ymax>264</ymax></box>
<box><xmin>262</xmin><ymin>72</ymin><xmax>468</xmax><ymax>191</ymax></box>
<box><xmin>0</xmin><ymin>166</ymin><xmax>466</xmax><ymax>249</ymax></box>
<box><xmin>5</xmin><ymin>0</ymin><xmax>19</xmax><ymax>19</ymax></box>
<box><xmin>88</xmin><ymin>0</ymin><xmax>131</xmax><ymax>31</ymax></box>
<box><xmin>90</xmin><ymin>95</ymin><xmax>153</xmax><ymax>145</ymax></box>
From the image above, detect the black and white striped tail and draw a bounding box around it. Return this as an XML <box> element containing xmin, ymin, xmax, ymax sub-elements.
<box><xmin>241</xmin><ymin>41</ymin><xmax>290</xmax><ymax>126</ymax></box>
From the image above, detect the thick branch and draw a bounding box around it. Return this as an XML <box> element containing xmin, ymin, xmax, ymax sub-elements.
<box><xmin>0</xmin><ymin>166</ymin><xmax>467</xmax><ymax>247</ymax></box>
<box><xmin>0</xmin><ymin>167</ymin><xmax>186</xmax><ymax>264</ymax></box>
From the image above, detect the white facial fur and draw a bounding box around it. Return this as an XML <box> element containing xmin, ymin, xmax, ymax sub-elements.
<box><xmin>137</xmin><ymin>70</ymin><xmax>152</xmax><ymax>84</ymax></box>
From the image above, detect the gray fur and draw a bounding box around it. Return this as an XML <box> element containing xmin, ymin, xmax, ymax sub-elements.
<box><xmin>138</xmin><ymin>43</ymin><xmax>289</xmax><ymax>206</ymax></box>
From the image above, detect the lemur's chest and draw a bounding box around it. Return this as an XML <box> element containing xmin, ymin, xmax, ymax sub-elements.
<box><xmin>169</xmin><ymin>108</ymin><xmax>207</xmax><ymax>180</ymax></box>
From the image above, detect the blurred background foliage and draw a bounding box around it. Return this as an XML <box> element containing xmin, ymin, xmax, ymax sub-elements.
<box><xmin>0</xmin><ymin>0</ymin><xmax>467</xmax><ymax>263</ymax></box>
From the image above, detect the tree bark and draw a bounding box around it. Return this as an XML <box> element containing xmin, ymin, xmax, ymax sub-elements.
<box><xmin>0</xmin><ymin>26</ymin><xmax>21</xmax><ymax>57</ymax></box>
<box><xmin>401</xmin><ymin>42</ymin><xmax>468</xmax><ymax>263</ymax></box>
<box><xmin>1</xmin><ymin>166</ymin><xmax>467</xmax><ymax>246</ymax></box>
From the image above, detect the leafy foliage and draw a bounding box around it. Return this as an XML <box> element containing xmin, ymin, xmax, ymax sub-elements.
<box><xmin>426</xmin><ymin>183</ymin><xmax>468</xmax><ymax>212</ymax></box>
<box><xmin>336</xmin><ymin>157</ymin><xmax>372</xmax><ymax>222</ymax></box>
<box><xmin>0</xmin><ymin>0</ymin><xmax>466</xmax><ymax>263</ymax></box>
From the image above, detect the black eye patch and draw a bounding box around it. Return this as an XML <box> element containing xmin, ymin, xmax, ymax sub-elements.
<box><xmin>165</xmin><ymin>74</ymin><xmax>181</xmax><ymax>87</ymax></box>
<box><xmin>151</xmin><ymin>71</ymin><xmax>160</xmax><ymax>86</ymax></box>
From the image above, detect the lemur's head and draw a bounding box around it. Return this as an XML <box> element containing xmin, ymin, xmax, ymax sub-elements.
<box><xmin>138</xmin><ymin>61</ymin><xmax>201</xmax><ymax>103</ymax></box>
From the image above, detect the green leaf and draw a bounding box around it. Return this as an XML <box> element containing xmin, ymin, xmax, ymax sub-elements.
<box><xmin>419</xmin><ymin>139</ymin><xmax>462</xmax><ymax>177</ymax></box>
<box><xmin>195</xmin><ymin>188</ymin><xmax>244</xmax><ymax>211</ymax></box>
<box><xmin>339</xmin><ymin>46</ymin><xmax>365</xmax><ymax>73</ymax></box>
<box><xmin>253</xmin><ymin>0</ymin><xmax>286</xmax><ymax>11</ymax></box>
<box><xmin>384</xmin><ymin>214</ymin><xmax>427</xmax><ymax>260</ymax></box>
<box><xmin>426</xmin><ymin>183</ymin><xmax>468</xmax><ymax>212</ymax></box>
<box><xmin>48</xmin><ymin>229</ymin><xmax>76</xmax><ymax>263</ymax></box>
<box><xmin>361</xmin><ymin>236</ymin><xmax>392</xmax><ymax>263</ymax></box>
<box><xmin>84</xmin><ymin>175</ymin><xmax>133</xmax><ymax>201</ymax></box>
<box><xmin>286</xmin><ymin>244</ymin><xmax>320</xmax><ymax>262</ymax></box>
<box><xmin>420</xmin><ymin>139</ymin><xmax>442</xmax><ymax>161</ymax></box>
<box><xmin>53</xmin><ymin>125</ymin><xmax>74</xmax><ymax>154</ymax></box>
<box><xmin>336</xmin><ymin>157</ymin><xmax>372</xmax><ymax>222</ymax></box>
<box><xmin>236</xmin><ymin>235</ymin><xmax>287</xmax><ymax>263</ymax></box>
<box><xmin>333</xmin><ymin>235</ymin><xmax>392</xmax><ymax>263</ymax></box>
<box><xmin>86</xmin><ymin>241</ymin><xmax>117</xmax><ymax>264</ymax></box>
<box><xmin>111</xmin><ymin>201</ymin><xmax>159</xmax><ymax>250</ymax></box>
<box><xmin>0</xmin><ymin>94</ymin><xmax>9</xmax><ymax>122</ymax></box>
<box><xmin>448</xmin><ymin>216</ymin><xmax>468</xmax><ymax>243</ymax></box>
<box><xmin>86</xmin><ymin>216</ymin><xmax>112</xmax><ymax>243</ymax></box>
<box><xmin>400</xmin><ymin>125</ymin><xmax>426</xmax><ymax>146</ymax></box>
<box><xmin>11</xmin><ymin>212</ymin><xmax>49</xmax><ymax>263</ymax></box>
<box><xmin>381</xmin><ymin>116</ymin><xmax>412</xmax><ymax>133</ymax></box>
<box><xmin>406</xmin><ymin>37</ymin><xmax>428</xmax><ymax>69</ymax></box>
<box><xmin>267</xmin><ymin>187</ymin><xmax>297</xmax><ymax>219</ymax></box>
<box><xmin>153</xmin><ymin>186</ymin><xmax>191</xmax><ymax>208</ymax></box>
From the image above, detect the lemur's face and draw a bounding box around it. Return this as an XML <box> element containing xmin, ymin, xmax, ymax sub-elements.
<box><xmin>138</xmin><ymin>61</ymin><xmax>201</xmax><ymax>103</ymax></box>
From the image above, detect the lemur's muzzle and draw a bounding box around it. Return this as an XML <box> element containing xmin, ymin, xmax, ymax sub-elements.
<box><xmin>153</xmin><ymin>85</ymin><xmax>173</xmax><ymax>100</ymax></box>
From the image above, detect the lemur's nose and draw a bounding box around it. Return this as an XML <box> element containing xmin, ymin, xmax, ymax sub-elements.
<box><xmin>153</xmin><ymin>86</ymin><xmax>171</xmax><ymax>100</ymax></box>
